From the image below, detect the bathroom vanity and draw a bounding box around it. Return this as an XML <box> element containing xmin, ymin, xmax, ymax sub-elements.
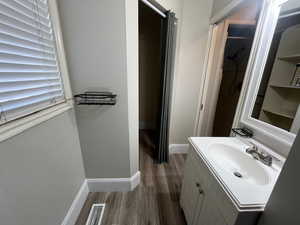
<box><xmin>180</xmin><ymin>137</ymin><xmax>282</xmax><ymax>225</ymax></box>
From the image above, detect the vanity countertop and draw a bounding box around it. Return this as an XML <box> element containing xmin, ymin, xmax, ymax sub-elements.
<box><xmin>188</xmin><ymin>137</ymin><xmax>284</xmax><ymax>210</ymax></box>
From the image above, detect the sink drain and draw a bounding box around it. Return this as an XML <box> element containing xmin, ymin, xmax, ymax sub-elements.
<box><xmin>233</xmin><ymin>171</ymin><xmax>243</xmax><ymax>178</ymax></box>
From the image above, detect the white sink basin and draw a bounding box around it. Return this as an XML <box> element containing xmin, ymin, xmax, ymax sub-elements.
<box><xmin>189</xmin><ymin>137</ymin><xmax>283</xmax><ymax>208</ymax></box>
<box><xmin>207</xmin><ymin>143</ymin><xmax>271</xmax><ymax>186</ymax></box>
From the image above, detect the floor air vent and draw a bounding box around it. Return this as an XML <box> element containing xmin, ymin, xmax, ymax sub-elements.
<box><xmin>85</xmin><ymin>204</ymin><xmax>105</xmax><ymax>225</ymax></box>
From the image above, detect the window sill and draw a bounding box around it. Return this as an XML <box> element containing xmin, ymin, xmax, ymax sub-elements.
<box><xmin>0</xmin><ymin>101</ymin><xmax>74</xmax><ymax>143</ymax></box>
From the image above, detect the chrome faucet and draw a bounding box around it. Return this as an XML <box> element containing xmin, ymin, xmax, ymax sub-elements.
<box><xmin>246</xmin><ymin>142</ymin><xmax>273</xmax><ymax>166</ymax></box>
<box><xmin>246</xmin><ymin>143</ymin><xmax>260</xmax><ymax>159</ymax></box>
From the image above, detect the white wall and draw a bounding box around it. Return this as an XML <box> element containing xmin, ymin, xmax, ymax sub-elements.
<box><xmin>168</xmin><ymin>0</ymin><xmax>213</xmax><ymax>144</ymax></box>
<box><xmin>58</xmin><ymin>0</ymin><xmax>138</xmax><ymax>178</ymax></box>
<box><xmin>150</xmin><ymin>0</ymin><xmax>214</xmax><ymax>145</ymax></box>
<box><xmin>258</xmin><ymin>131</ymin><xmax>300</xmax><ymax>225</ymax></box>
<box><xmin>57</xmin><ymin>0</ymin><xmax>218</xmax><ymax>177</ymax></box>
<box><xmin>281</xmin><ymin>0</ymin><xmax>300</xmax><ymax>13</ymax></box>
<box><xmin>0</xmin><ymin>110</ymin><xmax>85</xmax><ymax>225</ymax></box>
<box><xmin>125</xmin><ymin>0</ymin><xmax>139</xmax><ymax>176</ymax></box>
<box><xmin>211</xmin><ymin>0</ymin><xmax>238</xmax><ymax>18</ymax></box>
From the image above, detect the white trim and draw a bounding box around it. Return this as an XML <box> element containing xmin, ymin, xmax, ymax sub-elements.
<box><xmin>141</xmin><ymin>0</ymin><xmax>166</xmax><ymax>18</ymax></box>
<box><xmin>48</xmin><ymin>0</ymin><xmax>73</xmax><ymax>100</ymax></box>
<box><xmin>60</xmin><ymin>172</ymin><xmax>141</xmax><ymax>225</ymax></box>
<box><xmin>61</xmin><ymin>180</ymin><xmax>89</xmax><ymax>225</ymax></box>
<box><xmin>0</xmin><ymin>101</ymin><xmax>73</xmax><ymax>142</ymax></box>
<box><xmin>210</xmin><ymin>0</ymin><xmax>245</xmax><ymax>24</ymax></box>
<box><xmin>194</xmin><ymin>25</ymin><xmax>214</xmax><ymax>136</ymax></box>
<box><xmin>195</xmin><ymin>25</ymin><xmax>219</xmax><ymax>136</ymax></box>
<box><xmin>195</xmin><ymin>22</ymin><xmax>228</xmax><ymax>136</ymax></box>
<box><xmin>0</xmin><ymin>0</ymin><xmax>74</xmax><ymax>143</ymax></box>
<box><xmin>238</xmin><ymin>0</ymin><xmax>293</xmax><ymax>157</ymax></box>
<box><xmin>130</xmin><ymin>171</ymin><xmax>141</xmax><ymax>190</ymax></box>
<box><xmin>204</xmin><ymin>22</ymin><xmax>229</xmax><ymax>136</ymax></box>
<box><xmin>231</xmin><ymin>0</ymin><xmax>270</xmax><ymax>131</ymax></box>
<box><xmin>87</xmin><ymin>171</ymin><xmax>141</xmax><ymax>192</ymax></box>
<box><xmin>169</xmin><ymin>144</ymin><xmax>189</xmax><ymax>154</ymax></box>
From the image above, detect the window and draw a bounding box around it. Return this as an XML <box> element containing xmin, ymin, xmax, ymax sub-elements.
<box><xmin>0</xmin><ymin>0</ymin><xmax>66</xmax><ymax>125</ymax></box>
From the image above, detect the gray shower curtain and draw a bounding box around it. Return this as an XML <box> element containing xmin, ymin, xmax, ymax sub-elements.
<box><xmin>157</xmin><ymin>11</ymin><xmax>177</xmax><ymax>163</ymax></box>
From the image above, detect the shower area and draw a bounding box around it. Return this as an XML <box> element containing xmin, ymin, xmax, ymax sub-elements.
<box><xmin>212</xmin><ymin>24</ymin><xmax>256</xmax><ymax>136</ymax></box>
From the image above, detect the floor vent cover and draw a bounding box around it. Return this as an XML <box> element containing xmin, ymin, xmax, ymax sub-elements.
<box><xmin>85</xmin><ymin>204</ymin><xmax>105</xmax><ymax>225</ymax></box>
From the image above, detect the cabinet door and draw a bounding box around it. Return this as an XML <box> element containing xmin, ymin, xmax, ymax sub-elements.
<box><xmin>180</xmin><ymin>155</ymin><xmax>204</xmax><ymax>225</ymax></box>
<box><xmin>194</xmin><ymin>191</ymin><xmax>227</xmax><ymax>225</ymax></box>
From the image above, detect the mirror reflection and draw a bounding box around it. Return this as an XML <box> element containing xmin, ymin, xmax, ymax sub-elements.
<box><xmin>251</xmin><ymin>8</ymin><xmax>300</xmax><ymax>134</ymax></box>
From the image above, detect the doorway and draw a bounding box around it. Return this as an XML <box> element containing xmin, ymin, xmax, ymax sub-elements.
<box><xmin>212</xmin><ymin>24</ymin><xmax>257</xmax><ymax>136</ymax></box>
<box><xmin>139</xmin><ymin>1</ymin><xmax>162</xmax><ymax>159</ymax></box>
<box><xmin>196</xmin><ymin>0</ymin><xmax>262</xmax><ymax>137</ymax></box>
<box><xmin>138</xmin><ymin>0</ymin><xmax>177</xmax><ymax>162</ymax></box>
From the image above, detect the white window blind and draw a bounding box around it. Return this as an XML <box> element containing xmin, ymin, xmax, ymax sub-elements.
<box><xmin>0</xmin><ymin>0</ymin><xmax>65</xmax><ymax>125</ymax></box>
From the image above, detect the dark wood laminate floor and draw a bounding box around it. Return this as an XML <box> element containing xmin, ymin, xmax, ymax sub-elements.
<box><xmin>75</xmin><ymin>131</ymin><xmax>187</xmax><ymax>225</ymax></box>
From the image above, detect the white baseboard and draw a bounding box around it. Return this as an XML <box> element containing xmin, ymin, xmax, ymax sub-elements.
<box><xmin>130</xmin><ymin>171</ymin><xmax>141</xmax><ymax>189</ymax></box>
<box><xmin>169</xmin><ymin>144</ymin><xmax>189</xmax><ymax>154</ymax></box>
<box><xmin>87</xmin><ymin>171</ymin><xmax>141</xmax><ymax>192</ymax></box>
<box><xmin>61</xmin><ymin>180</ymin><xmax>89</xmax><ymax>225</ymax></box>
<box><xmin>61</xmin><ymin>172</ymin><xmax>141</xmax><ymax>225</ymax></box>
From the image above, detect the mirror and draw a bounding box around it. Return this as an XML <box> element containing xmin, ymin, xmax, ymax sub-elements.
<box><xmin>251</xmin><ymin>7</ymin><xmax>300</xmax><ymax>134</ymax></box>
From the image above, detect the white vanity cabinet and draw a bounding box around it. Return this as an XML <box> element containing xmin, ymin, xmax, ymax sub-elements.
<box><xmin>193</xmin><ymin>191</ymin><xmax>226</xmax><ymax>225</ymax></box>
<box><xmin>180</xmin><ymin>154</ymin><xmax>203</xmax><ymax>225</ymax></box>
<box><xmin>180</xmin><ymin>145</ymin><xmax>261</xmax><ymax>225</ymax></box>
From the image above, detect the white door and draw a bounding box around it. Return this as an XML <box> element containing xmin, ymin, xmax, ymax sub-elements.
<box><xmin>195</xmin><ymin>21</ymin><xmax>229</xmax><ymax>137</ymax></box>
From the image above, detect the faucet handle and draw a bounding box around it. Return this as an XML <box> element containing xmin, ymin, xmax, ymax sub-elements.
<box><xmin>258</xmin><ymin>151</ymin><xmax>273</xmax><ymax>166</ymax></box>
<box><xmin>260</xmin><ymin>151</ymin><xmax>268</xmax><ymax>158</ymax></box>
<box><xmin>246</xmin><ymin>141</ymin><xmax>258</xmax><ymax>151</ymax></box>
<box><xmin>260</xmin><ymin>151</ymin><xmax>272</xmax><ymax>160</ymax></box>
<box><xmin>262</xmin><ymin>154</ymin><xmax>273</xmax><ymax>166</ymax></box>
<box><xmin>245</xmin><ymin>147</ymin><xmax>252</xmax><ymax>153</ymax></box>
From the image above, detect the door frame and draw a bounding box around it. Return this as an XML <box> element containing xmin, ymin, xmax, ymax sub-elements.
<box><xmin>194</xmin><ymin>1</ymin><xmax>261</xmax><ymax>137</ymax></box>
<box><xmin>194</xmin><ymin>22</ymin><xmax>229</xmax><ymax>137</ymax></box>
<box><xmin>138</xmin><ymin>0</ymin><xmax>167</xmax><ymax>132</ymax></box>
<box><xmin>138</xmin><ymin>0</ymin><xmax>178</xmax><ymax>162</ymax></box>
<box><xmin>194</xmin><ymin>1</ymin><xmax>246</xmax><ymax>137</ymax></box>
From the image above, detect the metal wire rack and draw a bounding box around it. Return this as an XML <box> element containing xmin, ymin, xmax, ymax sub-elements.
<box><xmin>74</xmin><ymin>92</ymin><xmax>117</xmax><ymax>105</ymax></box>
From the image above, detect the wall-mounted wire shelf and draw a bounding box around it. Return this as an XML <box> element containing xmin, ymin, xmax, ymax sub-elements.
<box><xmin>74</xmin><ymin>91</ymin><xmax>117</xmax><ymax>105</ymax></box>
<box><xmin>231</xmin><ymin>127</ymin><xmax>253</xmax><ymax>138</ymax></box>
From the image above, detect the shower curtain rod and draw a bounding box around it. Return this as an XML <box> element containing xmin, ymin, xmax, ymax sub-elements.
<box><xmin>141</xmin><ymin>0</ymin><xmax>167</xmax><ymax>18</ymax></box>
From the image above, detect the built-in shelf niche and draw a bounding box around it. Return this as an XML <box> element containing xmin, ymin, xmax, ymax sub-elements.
<box><xmin>261</xmin><ymin>109</ymin><xmax>294</xmax><ymax>132</ymax></box>
<box><xmin>263</xmin><ymin>108</ymin><xmax>294</xmax><ymax>119</ymax></box>
<box><xmin>258</xmin><ymin>24</ymin><xmax>300</xmax><ymax>134</ymax></box>
<box><xmin>278</xmin><ymin>54</ymin><xmax>300</xmax><ymax>63</ymax></box>
<box><xmin>270</xmin><ymin>84</ymin><xmax>300</xmax><ymax>89</ymax></box>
